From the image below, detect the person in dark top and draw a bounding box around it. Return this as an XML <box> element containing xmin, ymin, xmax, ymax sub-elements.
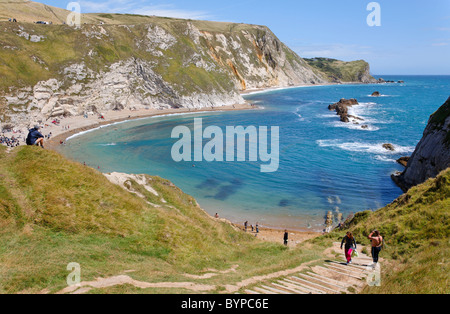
<box><xmin>283</xmin><ymin>230</ymin><xmax>289</xmax><ymax>246</ymax></box>
<box><xmin>26</xmin><ymin>126</ymin><xmax>44</xmax><ymax>148</ymax></box>
<box><xmin>340</xmin><ymin>232</ymin><xmax>357</xmax><ymax>265</ymax></box>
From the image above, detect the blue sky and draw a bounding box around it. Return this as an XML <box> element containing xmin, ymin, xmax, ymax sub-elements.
<box><xmin>38</xmin><ymin>0</ymin><xmax>450</xmax><ymax>75</ymax></box>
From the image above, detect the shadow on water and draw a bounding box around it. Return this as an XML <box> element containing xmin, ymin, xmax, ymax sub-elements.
<box><xmin>196</xmin><ymin>178</ymin><xmax>221</xmax><ymax>190</ymax></box>
<box><xmin>210</xmin><ymin>178</ymin><xmax>244</xmax><ymax>201</ymax></box>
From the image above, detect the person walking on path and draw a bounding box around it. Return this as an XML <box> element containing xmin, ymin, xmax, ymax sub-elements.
<box><xmin>244</xmin><ymin>221</ymin><xmax>248</xmax><ymax>231</ymax></box>
<box><xmin>283</xmin><ymin>230</ymin><xmax>289</xmax><ymax>246</ymax></box>
<box><xmin>341</xmin><ymin>232</ymin><xmax>357</xmax><ymax>265</ymax></box>
<box><xmin>368</xmin><ymin>230</ymin><xmax>383</xmax><ymax>265</ymax></box>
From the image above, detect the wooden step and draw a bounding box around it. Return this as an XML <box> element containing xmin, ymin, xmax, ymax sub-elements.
<box><xmin>275</xmin><ymin>280</ymin><xmax>309</xmax><ymax>294</ymax></box>
<box><xmin>283</xmin><ymin>278</ymin><xmax>324</xmax><ymax>294</ymax></box>
<box><xmin>290</xmin><ymin>276</ymin><xmax>340</xmax><ymax>294</ymax></box>
<box><xmin>245</xmin><ymin>289</ymin><xmax>260</xmax><ymax>295</ymax></box>
<box><xmin>325</xmin><ymin>264</ymin><xmax>367</xmax><ymax>280</ymax></box>
<box><xmin>319</xmin><ymin>265</ymin><xmax>365</xmax><ymax>281</ymax></box>
<box><xmin>330</xmin><ymin>261</ymin><xmax>369</xmax><ymax>271</ymax></box>
<box><xmin>306</xmin><ymin>272</ymin><xmax>351</xmax><ymax>288</ymax></box>
<box><xmin>313</xmin><ymin>266</ymin><xmax>365</xmax><ymax>287</ymax></box>
<box><xmin>261</xmin><ymin>285</ymin><xmax>292</xmax><ymax>294</ymax></box>
<box><xmin>253</xmin><ymin>287</ymin><xmax>278</xmax><ymax>294</ymax></box>
<box><xmin>299</xmin><ymin>273</ymin><xmax>348</xmax><ymax>292</ymax></box>
<box><xmin>272</xmin><ymin>282</ymin><xmax>306</xmax><ymax>294</ymax></box>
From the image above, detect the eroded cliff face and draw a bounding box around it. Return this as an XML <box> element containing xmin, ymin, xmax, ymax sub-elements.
<box><xmin>392</xmin><ymin>97</ymin><xmax>450</xmax><ymax>192</ymax></box>
<box><xmin>0</xmin><ymin>21</ymin><xmax>325</xmax><ymax>128</ymax></box>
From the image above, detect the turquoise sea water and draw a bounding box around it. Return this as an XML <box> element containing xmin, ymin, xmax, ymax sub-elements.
<box><xmin>59</xmin><ymin>76</ymin><xmax>450</xmax><ymax>231</ymax></box>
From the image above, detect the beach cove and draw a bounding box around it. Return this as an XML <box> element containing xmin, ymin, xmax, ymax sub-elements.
<box><xmin>51</xmin><ymin>76</ymin><xmax>450</xmax><ymax>232</ymax></box>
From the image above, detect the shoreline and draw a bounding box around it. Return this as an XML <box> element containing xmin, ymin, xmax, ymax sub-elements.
<box><xmin>232</xmin><ymin>224</ymin><xmax>321</xmax><ymax>245</ymax></box>
<box><xmin>46</xmin><ymin>102</ymin><xmax>255</xmax><ymax>150</ymax></box>
<box><xmin>45</xmin><ymin>83</ymin><xmax>329</xmax><ymax>149</ymax></box>
<box><xmin>40</xmin><ymin>83</ymin><xmax>355</xmax><ymax>234</ymax></box>
<box><xmin>37</xmin><ymin>84</ymin><xmax>349</xmax><ymax>234</ymax></box>
<box><xmin>240</xmin><ymin>81</ymin><xmax>376</xmax><ymax>96</ymax></box>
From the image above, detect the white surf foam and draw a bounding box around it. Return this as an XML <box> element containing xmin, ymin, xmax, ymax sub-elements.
<box><xmin>330</xmin><ymin>121</ymin><xmax>380</xmax><ymax>131</ymax></box>
<box><xmin>293</xmin><ymin>107</ymin><xmax>304</xmax><ymax>121</ymax></box>
<box><xmin>374</xmin><ymin>155</ymin><xmax>398</xmax><ymax>163</ymax></box>
<box><xmin>317</xmin><ymin>139</ymin><xmax>415</xmax><ymax>155</ymax></box>
<box><xmin>98</xmin><ymin>143</ymin><xmax>117</xmax><ymax>146</ymax></box>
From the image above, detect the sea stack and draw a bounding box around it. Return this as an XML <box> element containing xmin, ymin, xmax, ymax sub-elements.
<box><xmin>392</xmin><ymin>97</ymin><xmax>450</xmax><ymax>192</ymax></box>
<box><xmin>328</xmin><ymin>98</ymin><xmax>359</xmax><ymax>123</ymax></box>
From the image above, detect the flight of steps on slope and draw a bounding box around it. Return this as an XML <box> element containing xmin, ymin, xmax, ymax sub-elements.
<box><xmin>246</xmin><ymin>247</ymin><xmax>374</xmax><ymax>294</ymax></box>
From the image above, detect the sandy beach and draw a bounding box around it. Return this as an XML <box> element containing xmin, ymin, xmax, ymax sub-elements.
<box><xmin>44</xmin><ymin>102</ymin><xmax>255</xmax><ymax>150</ymax></box>
<box><xmin>233</xmin><ymin>224</ymin><xmax>321</xmax><ymax>246</ymax></box>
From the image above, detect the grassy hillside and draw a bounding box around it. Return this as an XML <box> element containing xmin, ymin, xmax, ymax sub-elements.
<box><xmin>0</xmin><ymin>146</ymin><xmax>448</xmax><ymax>294</ymax></box>
<box><xmin>0</xmin><ymin>21</ymin><xmax>237</xmax><ymax>95</ymax></box>
<box><xmin>0</xmin><ymin>146</ymin><xmax>323</xmax><ymax>294</ymax></box>
<box><xmin>313</xmin><ymin>168</ymin><xmax>450</xmax><ymax>294</ymax></box>
<box><xmin>304</xmin><ymin>57</ymin><xmax>374</xmax><ymax>83</ymax></box>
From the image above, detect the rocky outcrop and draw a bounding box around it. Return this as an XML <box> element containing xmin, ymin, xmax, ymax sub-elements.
<box><xmin>397</xmin><ymin>157</ymin><xmax>410</xmax><ymax>167</ymax></box>
<box><xmin>392</xmin><ymin>97</ymin><xmax>450</xmax><ymax>192</ymax></box>
<box><xmin>372</xmin><ymin>91</ymin><xmax>381</xmax><ymax>97</ymax></box>
<box><xmin>328</xmin><ymin>98</ymin><xmax>360</xmax><ymax>123</ymax></box>
<box><xmin>382</xmin><ymin>143</ymin><xmax>395</xmax><ymax>151</ymax></box>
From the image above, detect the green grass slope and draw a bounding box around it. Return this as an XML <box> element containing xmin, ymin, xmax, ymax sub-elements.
<box><xmin>315</xmin><ymin>168</ymin><xmax>449</xmax><ymax>294</ymax></box>
<box><xmin>0</xmin><ymin>146</ymin><xmax>448</xmax><ymax>294</ymax></box>
<box><xmin>304</xmin><ymin>57</ymin><xmax>375</xmax><ymax>83</ymax></box>
<box><xmin>0</xmin><ymin>146</ymin><xmax>322</xmax><ymax>294</ymax></box>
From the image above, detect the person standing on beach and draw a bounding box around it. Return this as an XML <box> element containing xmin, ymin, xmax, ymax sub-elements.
<box><xmin>368</xmin><ymin>230</ymin><xmax>383</xmax><ymax>265</ymax></box>
<box><xmin>340</xmin><ymin>232</ymin><xmax>357</xmax><ymax>265</ymax></box>
<box><xmin>244</xmin><ymin>221</ymin><xmax>248</xmax><ymax>231</ymax></box>
<box><xmin>283</xmin><ymin>230</ymin><xmax>289</xmax><ymax>246</ymax></box>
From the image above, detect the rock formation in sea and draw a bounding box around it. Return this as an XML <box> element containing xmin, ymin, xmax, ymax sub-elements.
<box><xmin>328</xmin><ymin>98</ymin><xmax>360</xmax><ymax>123</ymax></box>
<box><xmin>382</xmin><ymin>143</ymin><xmax>395</xmax><ymax>151</ymax></box>
<box><xmin>372</xmin><ymin>91</ymin><xmax>381</xmax><ymax>97</ymax></box>
<box><xmin>392</xmin><ymin>97</ymin><xmax>450</xmax><ymax>192</ymax></box>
